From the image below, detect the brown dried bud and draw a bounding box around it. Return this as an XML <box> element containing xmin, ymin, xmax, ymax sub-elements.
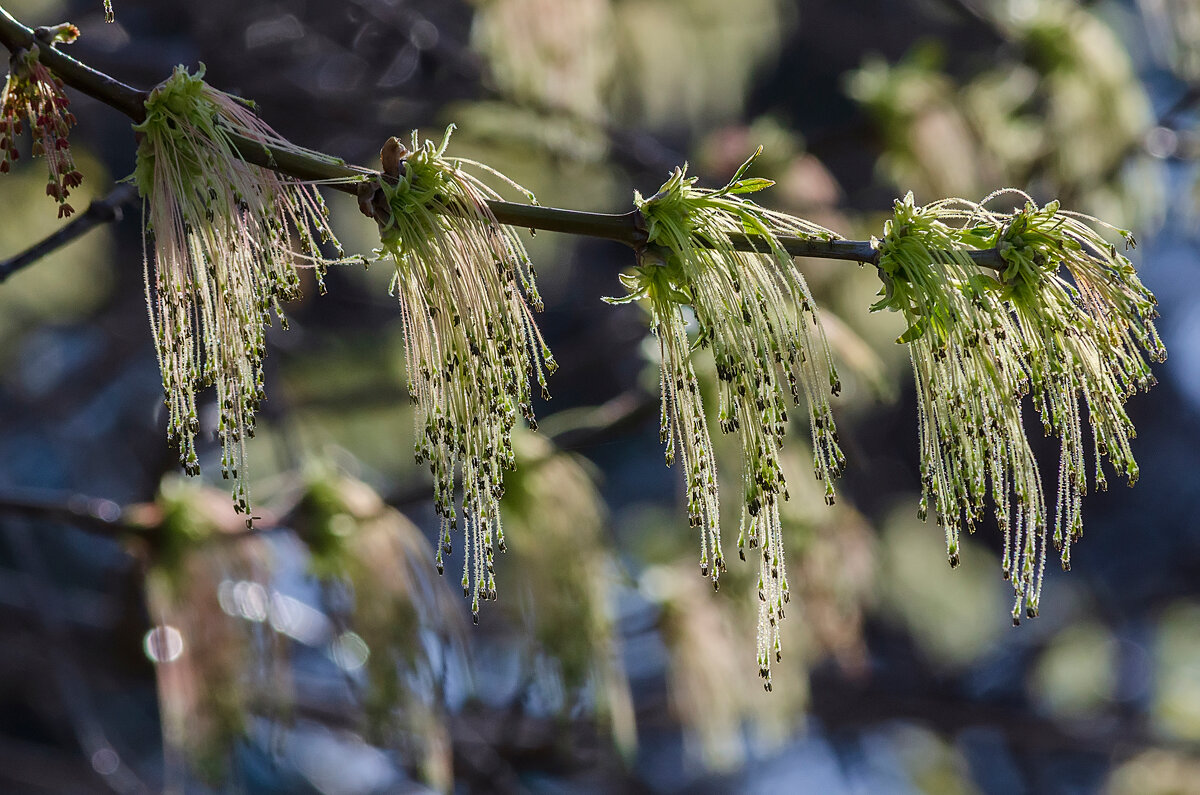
<box><xmin>380</xmin><ymin>136</ymin><xmax>407</xmax><ymax>180</ymax></box>
<box><xmin>356</xmin><ymin>180</ymin><xmax>377</xmax><ymax>219</ymax></box>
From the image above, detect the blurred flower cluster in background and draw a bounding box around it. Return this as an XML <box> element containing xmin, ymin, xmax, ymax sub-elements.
<box><xmin>1</xmin><ymin>0</ymin><xmax>1199</xmax><ymax>792</ymax></box>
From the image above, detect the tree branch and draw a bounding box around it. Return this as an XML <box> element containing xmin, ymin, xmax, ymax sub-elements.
<box><xmin>0</xmin><ymin>183</ymin><xmax>138</xmax><ymax>281</ymax></box>
<box><xmin>0</xmin><ymin>6</ymin><xmax>1011</xmax><ymax>272</ymax></box>
<box><xmin>0</xmin><ymin>7</ymin><xmax>147</xmax><ymax>121</ymax></box>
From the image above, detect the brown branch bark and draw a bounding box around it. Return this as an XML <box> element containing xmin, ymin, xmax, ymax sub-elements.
<box><xmin>0</xmin><ymin>6</ymin><xmax>1007</xmax><ymax>270</ymax></box>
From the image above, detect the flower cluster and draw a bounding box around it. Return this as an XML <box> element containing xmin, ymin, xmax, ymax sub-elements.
<box><xmin>368</xmin><ymin>126</ymin><xmax>554</xmax><ymax>623</ymax></box>
<box><xmin>613</xmin><ymin>149</ymin><xmax>845</xmax><ymax>689</ymax></box>
<box><xmin>873</xmin><ymin>192</ymin><xmax>1164</xmax><ymax>621</ymax></box>
<box><xmin>134</xmin><ymin>65</ymin><xmax>346</xmax><ymax>524</ymax></box>
<box><xmin>962</xmin><ymin>192</ymin><xmax>1165</xmax><ymax>571</ymax></box>
<box><xmin>1</xmin><ymin>33</ymin><xmax>84</xmax><ymax>218</ymax></box>
<box><xmin>873</xmin><ymin>194</ymin><xmax>1040</xmax><ymax>617</ymax></box>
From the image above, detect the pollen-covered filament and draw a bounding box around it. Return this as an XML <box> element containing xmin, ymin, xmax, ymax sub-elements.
<box><xmin>652</xmin><ymin>296</ymin><xmax>723</xmax><ymax>589</ymax></box>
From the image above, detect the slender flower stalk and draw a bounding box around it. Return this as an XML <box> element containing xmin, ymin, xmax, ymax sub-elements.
<box><xmin>368</xmin><ymin>126</ymin><xmax>554</xmax><ymax>623</ymax></box>
<box><xmin>873</xmin><ymin>191</ymin><xmax>1164</xmax><ymax>621</ymax></box>
<box><xmin>622</xmin><ymin>253</ymin><xmax>723</xmax><ymax>588</ymax></box>
<box><xmin>1</xmin><ymin>28</ymin><xmax>84</xmax><ymax>218</ymax></box>
<box><xmin>612</xmin><ymin>148</ymin><xmax>845</xmax><ymax>689</ymax></box>
<box><xmin>134</xmin><ymin>65</ymin><xmax>348</xmax><ymax>524</ymax></box>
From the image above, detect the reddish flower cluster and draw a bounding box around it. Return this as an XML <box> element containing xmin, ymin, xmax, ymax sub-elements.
<box><xmin>1</xmin><ymin>44</ymin><xmax>83</xmax><ymax>218</ymax></box>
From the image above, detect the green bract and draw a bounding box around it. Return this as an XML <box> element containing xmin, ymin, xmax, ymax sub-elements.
<box><xmin>615</xmin><ymin>148</ymin><xmax>845</xmax><ymax>689</ymax></box>
<box><xmin>134</xmin><ymin>65</ymin><xmax>347</xmax><ymax>524</ymax></box>
<box><xmin>874</xmin><ymin>191</ymin><xmax>1165</xmax><ymax>622</ymax></box>
<box><xmin>370</xmin><ymin>126</ymin><xmax>554</xmax><ymax>623</ymax></box>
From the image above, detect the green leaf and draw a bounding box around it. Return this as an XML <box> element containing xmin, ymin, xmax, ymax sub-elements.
<box><xmin>618</xmin><ymin>271</ymin><xmax>644</xmax><ymax>291</ymax></box>
<box><xmin>601</xmin><ymin>293</ymin><xmax>645</xmax><ymax>306</ymax></box>
<box><xmin>739</xmin><ymin>211</ymin><xmax>773</xmax><ymax>240</ymax></box>
<box><xmin>727</xmin><ymin>178</ymin><xmax>776</xmax><ymax>195</ymax></box>
<box><xmin>666</xmin><ymin>286</ymin><xmax>694</xmax><ymax>305</ymax></box>
<box><xmin>968</xmin><ymin>274</ymin><xmax>1003</xmax><ymax>295</ymax></box>
<box><xmin>896</xmin><ymin>317</ymin><xmax>929</xmax><ymax>344</ymax></box>
<box><xmin>730</xmin><ymin>145</ymin><xmax>764</xmax><ymax>184</ymax></box>
<box><xmin>434</xmin><ymin>123</ymin><xmax>456</xmax><ymax>156</ymax></box>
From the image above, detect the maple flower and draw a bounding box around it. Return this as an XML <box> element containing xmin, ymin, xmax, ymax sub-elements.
<box><xmin>1</xmin><ymin>33</ymin><xmax>84</xmax><ymax>218</ymax></box>
<box><xmin>134</xmin><ymin>65</ymin><xmax>347</xmax><ymax>524</ymax></box>
<box><xmin>959</xmin><ymin>192</ymin><xmax>1165</xmax><ymax>575</ymax></box>
<box><xmin>368</xmin><ymin>126</ymin><xmax>554</xmax><ymax>623</ymax></box>
<box><xmin>873</xmin><ymin>192</ymin><xmax>1164</xmax><ymax>622</ymax></box>
<box><xmin>613</xmin><ymin>148</ymin><xmax>844</xmax><ymax>689</ymax></box>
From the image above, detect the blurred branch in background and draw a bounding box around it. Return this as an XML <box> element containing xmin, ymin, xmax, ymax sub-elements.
<box><xmin>0</xmin><ymin>183</ymin><xmax>136</xmax><ymax>283</ymax></box>
<box><xmin>0</xmin><ymin>385</ymin><xmax>660</xmax><ymax>539</ymax></box>
<box><xmin>0</xmin><ymin>485</ymin><xmax>131</xmax><ymax>538</ymax></box>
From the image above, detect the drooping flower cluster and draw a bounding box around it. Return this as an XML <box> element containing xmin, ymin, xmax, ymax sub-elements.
<box><xmin>369</xmin><ymin>126</ymin><xmax>554</xmax><ymax>623</ymax></box>
<box><xmin>873</xmin><ymin>194</ymin><xmax>1041</xmax><ymax>617</ymax></box>
<box><xmin>960</xmin><ymin>192</ymin><xmax>1165</xmax><ymax>571</ymax></box>
<box><xmin>613</xmin><ymin>149</ymin><xmax>845</xmax><ymax>689</ymax></box>
<box><xmin>134</xmin><ymin>65</ymin><xmax>346</xmax><ymax>523</ymax></box>
<box><xmin>1</xmin><ymin>32</ymin><xmax>84</xmax><ymax>217</ymax></box>
<box><xmin>873</xmin><ymin>192</ymin><xmax>1164</xmax><ymax>621</ymax></box>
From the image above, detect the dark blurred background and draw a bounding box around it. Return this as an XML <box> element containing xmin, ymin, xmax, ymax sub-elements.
<box><xmin>1</xmin><ymin>0</ymin><xmax>1199</xmax><ymax>792</ymax></box>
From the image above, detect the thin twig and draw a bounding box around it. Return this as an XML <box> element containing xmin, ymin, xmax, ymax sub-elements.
<box><xmin>0</xmin><ymin>183</ymin><xmax>138</xmax><ymax>282</ymax></box>
<box><xmin>0</xmin><ymin>486</ymin><xmax>133</xmax><ymax>537</ymax></box>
